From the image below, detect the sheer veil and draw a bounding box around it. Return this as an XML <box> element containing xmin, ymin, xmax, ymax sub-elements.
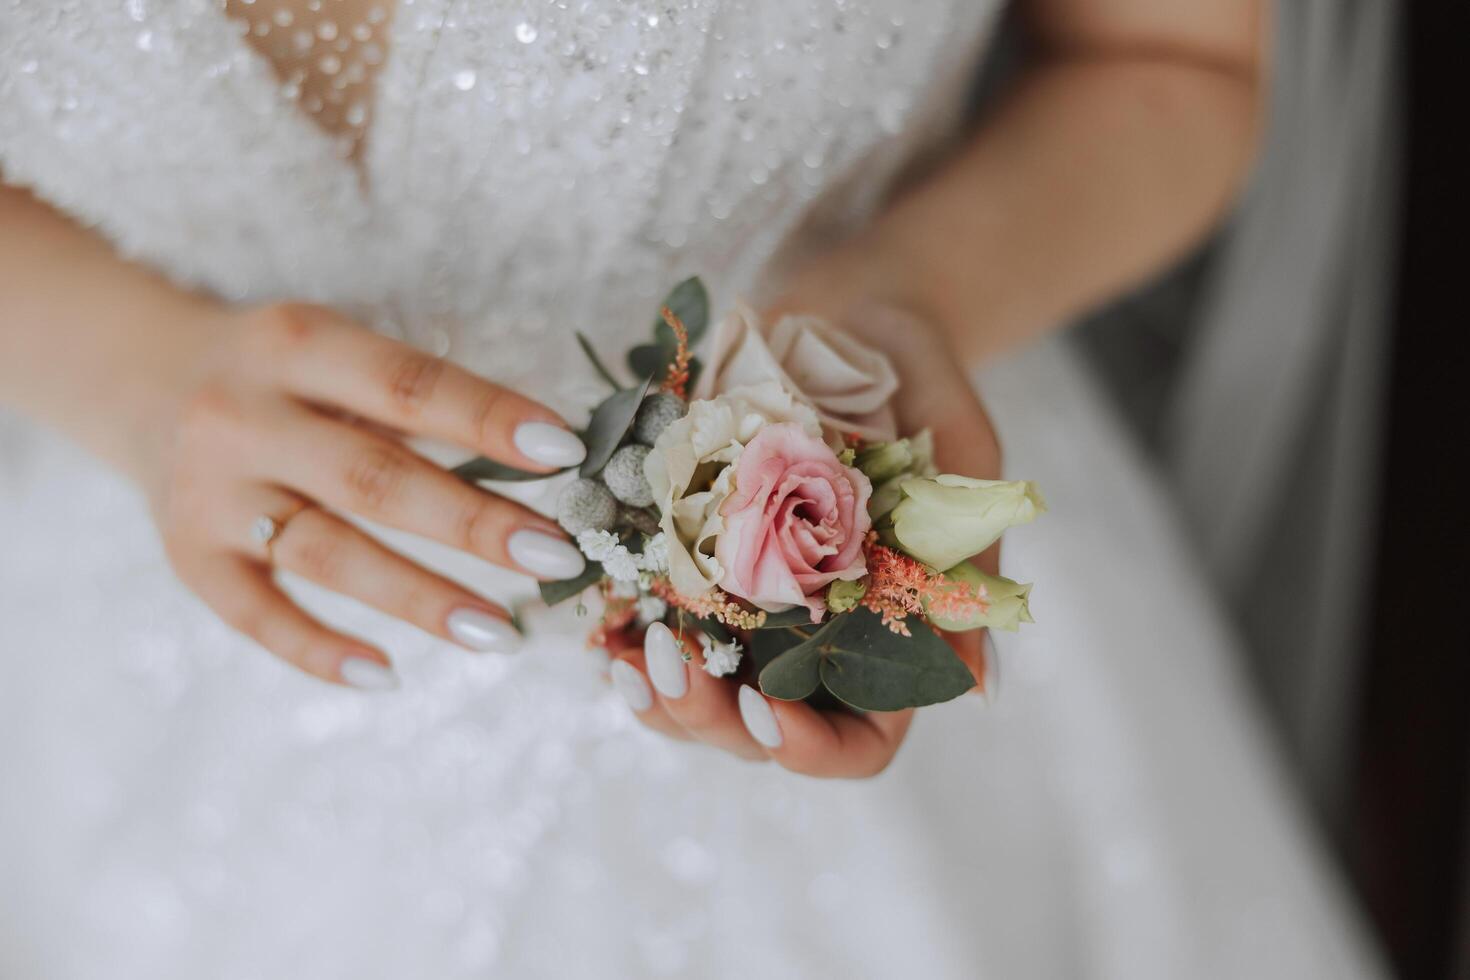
<box><xmin>1162</xmin><ymin>1</ymin><xmax>1400</xmax><ymax>812</ymax></box>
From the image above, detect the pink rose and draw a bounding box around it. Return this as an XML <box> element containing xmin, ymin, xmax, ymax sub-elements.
<box><xmin>716</xmin><ymin>422</ymin><xmax>872</xmax><ymax>622</ymax></box>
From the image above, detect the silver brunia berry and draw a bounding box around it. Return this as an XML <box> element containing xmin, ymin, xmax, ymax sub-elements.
<box><xmin>632</xmin><ymin>392</ymin><xmax>686</xmax><ymax>446</ymax></box>
<box><xmin>556</xmin><ymin>478</ymin><xmax>618</xmax><ymax>535</ymax></box>
<box><xmin>602</xmin><ymin>444</ymin><xmax>655</xmax><ymax>507</ymax></box>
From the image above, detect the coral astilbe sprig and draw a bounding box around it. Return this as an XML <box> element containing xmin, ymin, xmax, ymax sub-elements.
<box><xmin>861</xmin><ymin>538</ymin><xmax>989</xmax><ymax>636</ymax></box>
<box><xmin>650</xmin><ymin>577</ymin><xmax>767</xmax><ymax>630</ymax></box>
<box><xmin>659</xmin><ymin>306</ymin><xmax>693</xmax><ymax>399</ymax></box>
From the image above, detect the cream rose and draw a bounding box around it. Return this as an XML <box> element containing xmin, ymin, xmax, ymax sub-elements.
<box><xmin>693</xmin><ymin>305</ymin><xmax>900</xmax><ymax>443</ymax></box>
<box><xmin>643</xmin><ymin>382</ymin><xmax>823</xmax><ymax>600</ymax></box>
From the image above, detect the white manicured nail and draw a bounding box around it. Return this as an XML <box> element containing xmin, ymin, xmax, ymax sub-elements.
<box><xmin>340</xmin><ymin>658</ymin><xmax>399</xmax><ymax>691</ymax></box>
<box><xmin>610</xmin><ymin>659</ymin><xmax>653</xmax><ymax>712</ymax></box>
<box><xmin>644</xmin><ymin>622</ymin><xmax>688</xmax><ymax>699</ymax></box>
<box><xmin>508</xmin><ymin>529</ymin><xmax>586</xmax><ymax>580</ymax></box>
<box><xmin>739</xmin><ymin>684</ymin><xmax>782</xmax><ymax>748</ymax></box>
<box><xmin>980</xmin><ymin>630</ymin><xmax>1001</xmax><ymax>703</ymax></box>
<box><xmin>513</xmin><ymin>422</ymin><xmax>586</xmax><ymax>468</ymax></box>
<box><xmin>446</xmin><ymin>608</ymin><xmax>520</xmax><ymax>653</ymax></box>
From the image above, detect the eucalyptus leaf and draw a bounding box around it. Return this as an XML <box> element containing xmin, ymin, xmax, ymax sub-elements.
<box><xmin>653</xmin><ymin>276</ymin><xmax>710</xmax><ymax>347</ymax></box>
<box><xmin>539</xmin><ymin>561</ymin><xmax>604</xmax><ymax>606</ymax></box>
<box><xmin>578</xmin><ymin>374</ymin><xmax>653</xmax><ymax>477</ymax></box>
<box><xmin>627</xmin><ymin>343</ymin><xmax>669</xmax><ymax>379</ymax></box>
<box><xmin>747</xmin><ymin>626</ymin><xmax>809</xmax><ymax>672</ymax></box>
<box><xmin>752</xmin><ymin>607</ymin><xmax>816</xmax><ymax>629</ymax></box>
<box><xmin>817</xmin><ymin>608</ymin><xmax>975</xmax><ymax>711</ymax></box>
<box><xmin>575</xmin><ymin>331</ymin><xmax>623</xmax><ymax>390</ymax></box>
<box><xmin>758</xmin><ymin>640</ymin><xmax>823</xmax><ymax>701</ymax></box>
<box><xmin>453</xmin><ymin>457</ymin><xmax>562</xmax><ymax>482</ymax></box>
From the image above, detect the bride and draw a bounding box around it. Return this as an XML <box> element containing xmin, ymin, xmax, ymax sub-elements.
<box><xmin>0</xmin><ymin>0</ymin><xmax>1383</xmax><ymax>976</ymax></box>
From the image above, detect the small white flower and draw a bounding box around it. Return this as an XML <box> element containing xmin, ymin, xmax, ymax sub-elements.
<box><xmin>699</xmin><ymin>633</ymin><xmax>744</xmax><ymax>678</ymax></box>
<box><xmin>636</xmin><ymin>595</ymin><xmax>668</xmax><ymax>624</ymax></box>
<box><xmin>602</xmin><ymin>549</ymin><xmax>642</xmax><ymax>583</ymax></box>
<box><xmin>609</xmin><ymin>579</ymin><xmax>640</xmax><ymax>599</ymax></box>
<box><xmin>639</xmin><ymin>532</ymin><xmax>670</xmax><ymax>573</ymax></box>
<box><xmin>576</xmin><ymin>529</ymin><xmax>621</xmax><ymax>562</ymax></box>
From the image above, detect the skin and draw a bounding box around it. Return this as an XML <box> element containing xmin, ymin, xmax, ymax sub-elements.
<box><xmin>0</xmin><ymin>0</ymin><xmax>1266</xmax><ymax>773</ymax></box>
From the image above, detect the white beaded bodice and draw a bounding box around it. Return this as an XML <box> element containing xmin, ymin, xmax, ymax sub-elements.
<box><xmin>1</xmin><ymin>0</ymin><xmax>999</xmax><ymax>413</ymax></box>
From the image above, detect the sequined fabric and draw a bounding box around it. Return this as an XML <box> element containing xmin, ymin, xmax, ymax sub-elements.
<box><xmin>0</xmin><ymin>3</ymin><xmax>1383</xmax><ymax>978</ymax></box>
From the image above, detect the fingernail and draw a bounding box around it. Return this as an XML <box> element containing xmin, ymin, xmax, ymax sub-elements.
<box><xmin>610</xmin><ymin>659</ymin><xmax>653</xmax><ymax>712</ymax></box>
<box><xmin>644</xmin><ymin>622</ymin><xmax>688</xmax><ymax>699</ymax></box>
<box><xmin>980</xmin><ymin>630</ymin><xmax>1001</xmax><ymax>703</ymax></box>
<box><xmin>513</xmin><ymin>422</ymin><xmax>586</xmax><ymax>468</ymax></box>
<box><xmin>739</xmin><ymin>684</ymin><xmax>782</xmax><ymax>748</ymax></box>
<box><xmin>340</xmin><ymin>657</ymin><xmax>399</xmax><ymax>691</ymax></box>
<box><xmin>588</xmin><ymin>646</ymin><xmax>612</xmax><ymax>676</ymax></box>
<box><xmin>508</xmin><ymin>528</ymin><xmax>586</xmax><ymax>580</ymax></box>
<box><xmin>446</xmin><ymin>608</ymin><xmax>521</xmax><ymax>653</ymax></box>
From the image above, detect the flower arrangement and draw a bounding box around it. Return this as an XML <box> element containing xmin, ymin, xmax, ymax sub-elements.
<box><xmin>455</xmin><ymin>278</ymin><xmax>1044</xmax><ymax>711</ymax></box>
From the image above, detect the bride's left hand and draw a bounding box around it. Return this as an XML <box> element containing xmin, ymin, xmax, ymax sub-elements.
<box><xmin>606</xmin><ymin>301</ymin><xmax>1002</xmax><ymax>778</ymax></box>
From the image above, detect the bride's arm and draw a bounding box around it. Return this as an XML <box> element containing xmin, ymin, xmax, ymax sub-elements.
<box><xmin>0</xmin><ymin>183</ymin><xmax>223</xmax><ymax>486</ymax></box>
<box><xmin>0</xmin><ymin>182</ymin><xmax>588</xmax><ymax>687</ymax></box>
<box><xmin>780</xmin><ymin>0</ymin><xmax>1268</xmax><ymax>363</ymax></box>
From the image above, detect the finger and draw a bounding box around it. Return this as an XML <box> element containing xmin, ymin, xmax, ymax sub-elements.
<box><xmin>738</xmin><ymin>685</ymin><xmax>914</xmax><ymax>779</ymax></box>
<box><xmin>269</xmin><ymin>504</ymin><xmax>521</xmax><ymax>654</ymax></box>
<box><xmin>943</xmin><ymin>628</ymin><xmax>988</xmax><ymax>696</ymax></box>
<box><xmin>644</xmin><ymin>622</ymin><xmax>767</xmax><ymax>761</ymax></box>
<box><xmin>608</xmin><ymin>644</ymin><xmax>695</xmax><ymax>744</ymax></box>
<box><xmin>193</xmin><ymin>554</ymin><xmax>398</xmax><ymax>689</ymax></box>
<box><xmin>262</xmin><ymin>406</ymin><xmax>585</xmax><ymax>580</ymax></box>
<box><xmin>246</xmin><ymin>304</ymin><xmax>585</xmax><ymax>471</ymax></box>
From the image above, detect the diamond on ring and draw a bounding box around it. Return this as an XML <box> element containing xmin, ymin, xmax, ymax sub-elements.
<box><xmin>250</xmin><ymin>514</ymin><xmax>282</xmax><ymax>548</ymax></box>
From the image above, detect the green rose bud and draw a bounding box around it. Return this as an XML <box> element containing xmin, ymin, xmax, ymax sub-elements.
<box><xmin>857</xmin><ymin>430</ymin><xmax>935</xmax><ymax>520</ymax></box>
<box><xmin>826</xmin><ymin>579</ymin><xmax>868</xmax><ymax>614</ymax></box>
<box><xmin>890</xmin><ymin>474</ymin><xmax>1045</xmax><ymax>571</ymax></box>
<box><xmin>923</xmin><ymin>561</ymin><xmax>1034</xmax><ymax>632</ymax></box>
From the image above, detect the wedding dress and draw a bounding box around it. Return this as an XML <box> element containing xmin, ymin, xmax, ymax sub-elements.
<box><xmin>0</xmin><ymin>2</ymin><xmax>1384</xmax><ymax>977</ymax></box>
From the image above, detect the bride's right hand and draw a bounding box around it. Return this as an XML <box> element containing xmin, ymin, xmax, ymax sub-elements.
<box><xmin>140</xmin><ymin>302</ymin><xmax>589</xmax><ymax>689</ymax></box>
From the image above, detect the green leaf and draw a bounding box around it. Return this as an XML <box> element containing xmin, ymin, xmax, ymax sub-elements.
<box><xmin>539</xmin><ymin>561</ymin><xmax>604</xmax><ymax>606</ymax></box>
<box><xmin>759</xmin><ymin>639</ymin><xmax>824</xmax><ymax>701</ymax></box>
<box><xmin>817</xmin><ymin>607</ymin><xmax>975</xmax><ymax>711</ymax></box>
<box><xmin>653</xmin><ymin>277</ymin><xmax>710</xmax><ymax>347</ymax></box>
<box><xmin>453</xmin><ymin>457</ymin><xmax>562</xmax><ymax>482</ymax></box>
<box><xmin>756</xmin><ymin>615</ymin><xmax>842</xmax><ymax>700</ymax></box>
<box><xmin>627</xmin><ymin>343</ymin><xmax>669</xmax><ymax>380</ymax></box>
<box><xmin>752</xmin><ymin>607</ymin><xmax>816</xmax><ymax>629</ymax></box>
<box><xmin>747</xmin><ymin>627</ymin><xmax>806</xmax><ymax>673</ymax></box>
<box><xmin>579</xmin><ymin>374</ymin><xmax>653</xmax><ymax>477</ymax></box>
<box><xmin>576</xmin><ymin>331</ymin><xmax>623</xmax><ymax>390</ymax></box>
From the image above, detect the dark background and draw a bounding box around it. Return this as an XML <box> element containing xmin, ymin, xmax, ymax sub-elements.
<box><xmin>1345</xmin><ymin>4</ymin><xmax>1468</xmax><ymax>978</ymax></box>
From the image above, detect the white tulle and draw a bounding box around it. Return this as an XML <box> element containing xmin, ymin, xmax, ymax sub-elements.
<box><xmin>0</xmin><ymin>1</ymin><xmax>1383</xmax><ymax>977</ymax></box>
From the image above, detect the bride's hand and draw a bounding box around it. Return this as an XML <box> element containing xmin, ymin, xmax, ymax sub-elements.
<box><xmin>142</xmin><ymin>302</ymin><xmax>588</xmax><ymax>688</ymax></box>
<box><xmin>609</xmin><ymin>302</ymin><xmax>1002</xmax><ymax>778</ymax></box>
